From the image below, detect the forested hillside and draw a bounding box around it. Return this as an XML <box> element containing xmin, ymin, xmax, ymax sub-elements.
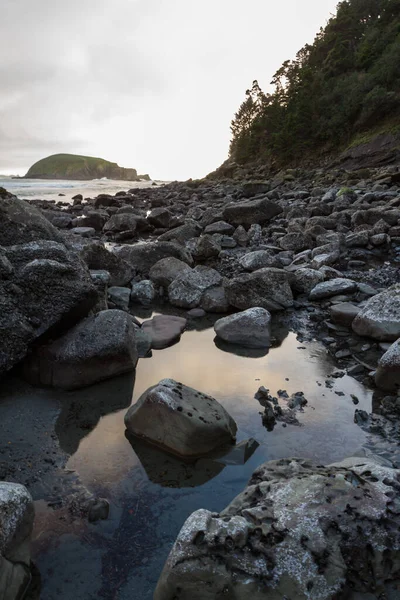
<box><xmin>230</xmin><ymin>0</ymin><xmax>400</xmax><ymax>168</ymax></box>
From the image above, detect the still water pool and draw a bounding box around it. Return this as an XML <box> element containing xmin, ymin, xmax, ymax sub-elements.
<box><xmin>29</xmin><ymin>316</ymin><xmax>371</xmax><ymax>599</ymax></box>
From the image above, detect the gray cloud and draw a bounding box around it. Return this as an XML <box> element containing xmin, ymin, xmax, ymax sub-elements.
<box><xmin>0</xmin><ymin>0</ymin><xmax>339</xmax><ymax>179</ymax></box>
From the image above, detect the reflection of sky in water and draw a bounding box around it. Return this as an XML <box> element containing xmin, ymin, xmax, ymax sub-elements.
<box><xmin>33</xmin><ymin>325</ymin><xmax>373</xmax><ymax>600</ymax></box>
<box><xmin>67</xmin><ymin>328</ymin><xmax>371</xmax><ymax>486</ymax></box>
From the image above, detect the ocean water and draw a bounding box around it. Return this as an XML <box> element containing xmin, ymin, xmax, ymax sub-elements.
<box><xmin>0</xmin><ymin>177</ymin><xmax>162</xmax><ymax>203</ymax></box>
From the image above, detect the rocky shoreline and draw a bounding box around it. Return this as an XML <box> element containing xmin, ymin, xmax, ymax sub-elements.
<box><xmin>1</xmin><ymin>163</ymin><xmax>400</xmax><ymax>598</ymax></box>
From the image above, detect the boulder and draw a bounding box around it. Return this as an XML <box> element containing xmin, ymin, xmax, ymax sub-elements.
<box><xmin>149</xmin><ymin>257</ymin><xmax>192</xmax><ymax>289</ymax></box>
<box><xmin>147</xmin><ymin>207</ymin><xmax>173</xmax><ymax>228</ymax></box>
<box><xmin>108</xmin><ymin>286</ymin><xmax>131</xmax><ymax>310</ymax></box>
<box><xmin>192</xmin><ymin>235</ymin><xmax>221</xmax><ymax>261</ymax></box>
<box><xmin>222</xmin><ymin>198</ymin><xmax>282</xmax><ymax>226</ymax></box>
<box><xmin>204</xmin><ymin>221</ymin><xmax>234</xmax><ymax>235</ymax></box>
<box><xmin>0</xmin><ymin>192</ymin><xmax>63</xmax><ymax>246</ymax></box>
<box><xmin>0</xmin><ymin>241</ymin><xmax>98</xmax><ymax>376</ymax></box>
<box><xmin>225</xmin><ymin>268</ymin><xmax>293</xmax><ymax>312</ymax></box>
<box><xmin>352</xmin><ymin>285</ymin><xmax>400</xmax><ymax>341</ymax></box>
<box><xmin>200</xmin><ymin>286</ymin><xmax>230</xmax><ymax>313</ymax></box>
<box><xmin>291</xmin><ymin>267</ymin><xmax>324</xmax><ymax>295</ymax></box>
<box><xmin>0</xmin><ymin>482</ymin><xmax>34</xmax><ymax>600</ymax></box>
<box><xmin>155</xmin><ymin>457</ymin><xmax>400</xmax><ymax>600</ymax></box>
<box><xmin>103</xmin><ymin>213</ymin><xmax>138</xmax><ymax>236</ymax></box>
<box><xmin>158</xmin><ymin>220</ymin><xmax>202</xmax><ymax>244</ymax></box>
<box><xmin>309</xmin><ymin>278</ymin><xmax>358</xmax><ymax>300</ymax></box>
<box><xmin>71</xmin><ymin>226</ymin><xmax>95</xmax><ymax>238</ymax></box>
<box><xmin>239</xmin><ymin>250</ymin><xmax>280</xmax><ymax>272</ymax></box>
<box><xmin>214</xmin><ymin>308</ymin><xmax>271</xmax><ymax>348</ymax></box>
<box><xmin>330</xmin><ymin>302</ymin><xmax>360</xmax><ymax>326</ymax></box>
<box><xmin>169</xmin><ymin>266</ymin><xmax>222</xmax><ymax>309</ymax></box>
<box><xmin>124</xmin><ymin>378</ymin><xmax>237</xmax><ymax>457</ymax></box>
<box><xmin>23</xmin><ymin>310</ymin><xmax>138</xmax><ymax>389</ymax></box>
<box><xmin>279</xmin><ymin>232</ymin><xmax>313</xmax><ymax>252</ymax></box>
<box><xmin>130</xmin><ymin>280</ymin><xmax>156</xmax><ymax>306</ymax></box>
<box><xmin>142</xmin><ymin>315</ymin><xmax>187</xmax><ymax>349</ymax></box>
<box><xmin>375</xmin><ymin>338</ymin><xmax>400</xmax><ymax>391</ymax></box>
<box><xmin>114</xmin><ymin>242</ymin><xmax>193</xmax><ymax>277</ymax></box>
<box><xmin>80</xmin><ymin>242</ymin><xmax>134</xmax><ymax>286</ymax></box>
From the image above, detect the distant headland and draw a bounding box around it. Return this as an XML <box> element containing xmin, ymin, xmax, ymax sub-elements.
<box><xmin>23</xmin><ymin>153</ymin><xmax>151</xmax><ymax>181</ymax></box>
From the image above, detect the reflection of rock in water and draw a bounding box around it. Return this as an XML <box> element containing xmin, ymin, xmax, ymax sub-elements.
<box><xmin>56</xmin><ymin>372</ymin><xmax>135</xmax><ymax>455</ymax></box>
<box><xmin>213</xmin><ymin>322</ymin><xmax>289</xmax><ymax>358</ymax></box>
<box><xmin>126</xmin><ymin>434</ymin><xmax>259</xmax><ymax>488</ymax></box>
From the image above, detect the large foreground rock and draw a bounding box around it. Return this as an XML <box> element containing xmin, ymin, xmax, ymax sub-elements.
<box><xmin>225</xmin><ymin>268</ymin><xmax>293</xmax><ymax>312</ymax></box>
<box><xmin>214</xmin><ymin>308</ymin><xmax>271</xmax><ymax>348</ymax></box>
<box><xmin>222</xmin><ymin>198</ymin><xmax>282</xmax><ymax>226</ymax></box>
<box><xmin>113</xmin><ymin>242</ymin><xmax>193</xmax><ymax>277</ymax></box>
<box><xmin>23</xmin><ymin>310</ymin><xmax>138</xmax><ymax>389</ymax></box>
<box><xmin>155</xmin><ymin>457</ymin><xmax>400</xmax><ymax>600</ymax></box>
<box><xmin>375</xmin><ymin>338</ymin><xmax>400</xmax><ymax>391</ymax></box>
<box><xmin>0</xmin><ymin>240</ymin><xmax>98</xmax><ymax>376</ymax></box>
<box><xmin>352</xmin><ymin>285</ymin><xmax>400</xmax><ymax>341</ymax></box>
<box><xmin>124</xmin><ymin>379</ymin><xmax>237</xmax><ymax>458</ymax></box>
<box><xmin>0</xmin><ymin>482</ymin><xmax>34</xmax><ymax>600</ymax></box>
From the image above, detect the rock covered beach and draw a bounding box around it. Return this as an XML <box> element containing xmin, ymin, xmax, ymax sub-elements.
<box><xmin>1</xmin><ymin>163</ymin><xmax>400</xmax><ymax>599</ymax></box>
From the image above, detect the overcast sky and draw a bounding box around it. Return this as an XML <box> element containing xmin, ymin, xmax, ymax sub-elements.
<box><xmin>0</xmin><ymin>0</ymin><xmax>339</xmax><ymax>180</ymax></box>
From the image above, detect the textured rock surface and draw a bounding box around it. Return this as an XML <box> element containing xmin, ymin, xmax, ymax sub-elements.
<box><xmin>309</xmin><ymin>278</ymin><xmax>358</xmax><ymax>300</ymax></box>
<box><xmin>114</xmin><ymin>242</ymin><xmax>193</xmax><ymax>276</ymax></box>
<box><xmin>142</xmin><ymin>315</ymin><xmax>187</xmax><ymax>349</ymax></box>
<box><xmin>79</xmin><ymin>242</ymin><xmax>134</xmax><ymax>286</ymax></box>
<box><xmin>225</xmin><ymin>268</ymin><xmax>293</xmax><ymax>312</ymax></box>
<box><xmin>149</xmin><ymin>257</ymin><xmax>191</xmax><ymax>289</ymax></box>
<box><xmin>239</xmin><ymin>250</ymin><xmax>280</xmax><ymax>272</ymax></box>
<box><xmin>223</xmin><ymin>198</ymin><xmax>282</xmax><ymax>226</ymax></box>
<box><xmin>353</xmin><ymin>285</ymin><xmax>400</xmax><ymax>341</ymax></box>
<box><xmin>375</xmin><ymin>338</ymin><xmax>400</xmax><ymax>391</ymax></box>
<box><xmin>214</xmin><ymin>308</ymin><xmax>271</xmax><ymax>348</ymax></box>
<box><xmin>0</xmin><ymin>482</ymin><xmax>34</xmax><ymax>600</ymax></box>
<box><xmin>125</xmin><ymin>379</ymin><xmax>237</xmax><ymax>458</ymax></box>
<box><xmin>169</xmin><ymin>266</ymin><xmax>222</xmax><ymax>309</ymax></box>
<box><xmin>155</xmin><ymin>457</ymin><xmax>400</xmax><ymax>600</ymax></box>
<box><xmin>23</xmin><ymin>309</ymin><xmax>138</xmax><ymax>389</ymax></box>
<box><xmin>0</xmin><ymin>240</ymin><xmax>98</xmax><ymax>376</ymax></box>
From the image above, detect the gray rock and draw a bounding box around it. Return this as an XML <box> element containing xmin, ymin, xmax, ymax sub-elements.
<box><xmin>225</xmin><ymin>268</ymin><xmax>293</xmax><ymax>312</ymax></box>
<box><xmin>187</xmin><ymin>308</ymin><xmax>206</xmax><ymax>318</ymax></box>
<box><xmin>223</xmin><ymin>198</ymin><xmax>282</xmax><ymax>226</ymax></box>
<box><xmin>103</xmin><ymin>213</ymin><xmax>137</xmax><ymax>235</ymax></box>
<box><xmin>330</xmin><ymin>302</ymin><xmax>360</xmax><ymax>326</ymax></box>
<box><xmin>169</xmin><ymin>266</ymin><xmax>222</xmax><ymax>309</ymax></box>
<box><xmin>193</xmin><ymin>235</ymin><xmax>221</xmax><ymax>261</ymax></box>
<box><xmin>375</xmin><ymin>338</ymin><xmax>400</xmax><ymax>391</ymax></box>
<box><xmin>114</xmin><ymin>242</ymin><xmax>193</xmax><ymax>277</ymax></box>
<box><xmin>80</xmin><ymin>242</ymin><xmax>135</xmax><ymax>287</ymax></box>
<box><xmin>0</xmin><ymin>482</ymin><xmax>34</xmax><ymax>600</ymax></box>
<box><xmin>108</xmin><ymin>286</ymin><xmax>131</xmax><ymax>310</ymax></box>
<box><xmin>352</xmin><ymin>285</ymin><xmax>400</xmax><ymax>341</ymax></box>
<box><xmin>124</xmin><ymin>378</ymin><xmax>237</xmax><ymax>458</ymax></box>
<box><xmin>204</xmin><ymin>221</ymin><xmax>234</xmax><ymax>235</ymax></box>
<box><xmin>155</xmin><ymin>457</ymin><xmax>400</xmax><ymax>600</ymax></box>
<box><xmin>147</xmin><ymin>207</ymin><xmax>173</xmax><ymax>228</ymax></box>
<box><xmin>346</xmin><ymin>230</ymin><xmax>369</xmax><ymax>247</ymax></box>
<box><xmin>158</xmin><ymin>220</ymin><xmax>202</xmax><ymax>244</ymax></box>
<box><xmin>233</xmin><ymin>225</ymin><xmax>248</xmax><ymax>247</ymax></box>
<box><xmin>214</xmin><ymin>308</ymin><xmax>271</xmax><ymax>348</ymax></box>
<box><xmin>142</xmin><ymin>315</ymin><xmax>187</xmax><ymax>349</ymax></box>
<box><xmin>149</xmin><ymin>257</ymin><xmax>192</xmax><ymax>289</ymax></box>
<box><xmin>200</xmin><ymin>286</ymin><xmax>230</xmax><ymax>313</ymax></box>
<box><xmin>309</xmin><ymin>278</ymin><xmax>358</xmax><ymax>300</ymax></box>
<box><xmin>132</xmin><ymin>326</ymin><xmax>152</xmax><ymax>357</ymax></box>
<box><xmin>71</xmin><ymin>226</ymin><xmax>96</xmax><ymax>238</ymax></box>
<box><xmin>0</xmin><ymin>241</ymin><xmax>98</xmax><ymax>376</ymax></box>
<box><xmin>239</xmin><ymin>250</ymin><xmax>280</xmax><ymax>271</ymax></box>
<box><xmin>291</xmin><ymin>267</ymin><xmax>324</xmax><ymax>295</ymax></box>
<box><xmin>279</xmin><ymin>232</ymin><xmax>313</xmax><ymax>252</ymax></box>
<box><xmin>131</xmin><ymin>280</ymin><xmax>155</xmax><ymax>306</ymax></box>
<box><xmin>23</xmin><ymin>310</ymin><xmax>138</xmax><ymax>389</ymax></box>
<box><xmin>0</xmin><ymin>193</ymin><xmax>63</xmax><ymax>246</ymax></box>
